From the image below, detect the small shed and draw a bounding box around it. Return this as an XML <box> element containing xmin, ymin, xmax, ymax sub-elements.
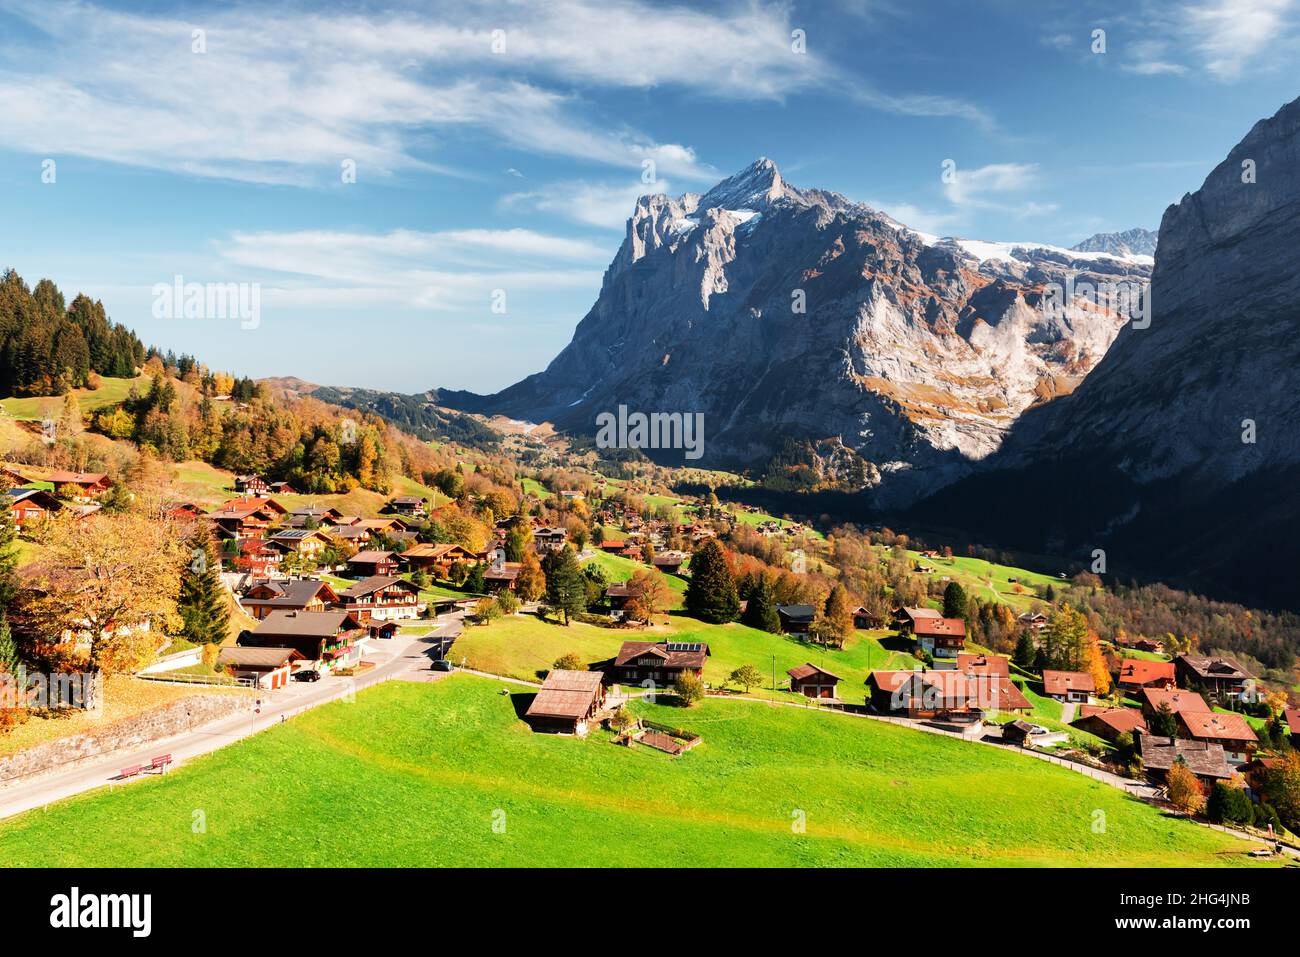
<box><xmin>1002</xmin><ymin>719</ymin><xmax>1037</xmax><ymax>746</ymax></box>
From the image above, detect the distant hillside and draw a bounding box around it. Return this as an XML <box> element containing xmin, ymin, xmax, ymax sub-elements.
<box><xmin>310</xmin><ymin>385</ymin><xmax>501</xmax><ymax>450</ymax></box>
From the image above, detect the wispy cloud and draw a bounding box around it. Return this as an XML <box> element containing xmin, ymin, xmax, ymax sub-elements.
<box><xmin>1116</xmin><ymin>0</ymin><xmax>1295</xmax><ymax>80</ymax></box>
<box><xmin>0</xmin><ymin>0</ymin><xmax>993</xmax><ymax>186</ymax></box>
<box><xmin>501</xmin><ymin>179</ymin><xmax>678</xmax><ymax>230</ymax></box>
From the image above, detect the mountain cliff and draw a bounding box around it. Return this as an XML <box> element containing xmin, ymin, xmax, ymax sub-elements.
<box><xmin>915</xmin><ymin>95</ymin><xmax>1300</xmax><ymax>610</ymax></box>
<box><xmin>445</xmin><ymin>159</ymin><xmax>1150</xmax><ymax>502</ymax></box>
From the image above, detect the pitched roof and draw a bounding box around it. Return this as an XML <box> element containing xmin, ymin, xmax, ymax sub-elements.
<box><xmin>250</xmin><ymin>609</ymin><xmax>361</xmax><ymax>638</ymax></box>
<box><xmin>1073</xmin><ymin>707</ymin><xmax>1146</xmax><ymax>736</ymax></box>
<box><xmin>1285</xmin><ymin>708</ymin><xmax>1300</xmax><ymax>735</ymax></box>
<box><xmin>901</xmin><ymin>606</ymin><xmax>943</xmax><ymax>622</ymax></box>
<box><xmin>614</xmin><ymin>640</ymin><xmax>709</xmax><ymax>669</ymax></box>
<box><xmin>1140</xmin><ymin>688</ymin><xmax>1210</xmax><ymax>714</ymax></box>
<box><xmin>955</xmin><ymin>654</ymin><xmax>1009</xmax><ymax>677</ymax></box>
<box><xmin>242</xmin><ymin>579</ymin><xmax>336</xmax><ymax>608</ymax></box>
<box><xmin>1176</xmin><ymin>654</ymin><xmax>1253</xmax><ymax>682</ymax></box>
<box><xmin>1137</xmin><ymin>735</ymin><xmax>1232</xmax><ymax>779</ymax></box>
<box><xmin>868</xmin><ymin>670</ymin><xmax>1029</xmax><ymax>712</ymax></box>
<box><xmin>787</xmin><ymin>662</ymin><xmax>841</xmax><ymax>682</ymax></box>
<box><xmin>1178</xmin><ymin>710</ymin><xmax>1258</xmax><ymax>744</ymax></box>
<box><xmin>348</xmin><ymin>550</ymin><xmax>395</xmax><ymax>563</ymax></box>
<box><xmin>6</xmin><ymin>487</ymin><xmax>61</xmax><ymax>509</ymax></box>
<box><xmin>913</xmin><ymin>617</ymin><xmax>966</xmax><ymax>638</ymax></box>
<box><xmin>1117</xmin><ymin>658</ymin><xmax>1175</xmax><ymax>686</ymax></box>
<box><xmin>1042</xmin><ymin>670</ymin><xmax>1095</xmax><ymax>696</ymax></box>
<box><xmin>217</xmin><ymin>646</ymin><xmax>304</xmax><ymax>668</ymax></box>
<box><xmin>775</xmin><ymin>604</ymin><xmax>816</xmax><ymax>621</ymax></box>
<box><xmin>525</xmin><ymin>669</ymin><xmax>604</xmax><ymax>720</ymax></box>
<box><xmin>339</xmin><ymin>576</ymin><xmax>418</xmax><ymax>599</ymax></box>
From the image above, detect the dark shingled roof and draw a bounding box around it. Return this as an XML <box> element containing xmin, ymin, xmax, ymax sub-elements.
<box><xmin>1138</xmin><ymin>735</ymin><xmax>1232</xmax><ymax>779</ymax></box>
<box><xmin>525</xmin><ymin>670</ymin><xmax>604</xmax><ymax>720</ymax></box>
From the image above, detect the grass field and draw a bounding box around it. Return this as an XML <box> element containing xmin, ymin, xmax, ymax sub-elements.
<box><xmin>889</xmin><ymin>548</ymin><xmax>1061</xmax><ymax>613</ymax></box>
<box><xmin>0</xmin><ymin>675</ymin><xmax>1264</xmax><ymax>867</ymax></box>
<box><xmin>170</xmin><ymin>459</ymin><xmax>445</xmax><ymax>515</ymax></box>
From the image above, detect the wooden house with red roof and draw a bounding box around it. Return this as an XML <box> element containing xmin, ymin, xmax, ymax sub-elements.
<box><xmin>1116</xmin><ymin>658</ymin><xmax>1175</xmax><ymax>694</ymax></box>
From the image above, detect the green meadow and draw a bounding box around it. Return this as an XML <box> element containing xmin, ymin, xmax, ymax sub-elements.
<box><xmin>0</xmin><ymin>676</ymin><xmax>1264</xmax><ymax>868</ymax></box>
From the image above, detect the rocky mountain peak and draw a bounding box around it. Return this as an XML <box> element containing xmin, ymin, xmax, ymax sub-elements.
<box><xmin>1071</xmin><ymin>227</ymin><xmax>1158</xmax><ymax>258</ymax></box>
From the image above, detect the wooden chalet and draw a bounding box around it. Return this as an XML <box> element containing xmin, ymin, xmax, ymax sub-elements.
<box><xmin>867</xmin><ymin>670</ymin><xmax>1030</xmax><ymax>718</ymax></box>
<box><xmin>1138</xmin><ymin>688</ymin><xmax>1210</xmax><ymax>719</ymax></box>
<box><xmin>1041</xmin><ymin>670</ymin><xmax>1095</xmax><ymax>704</ymax></box>
<box><xmin>533</xmin><ymin>526</ymin><xmax>567</xmax><ymax>553</ymax></box>
<box><xmin>268</xmin><ymin>528</ymin><xmax>332</xmax><ymax>560</ymax></box>
<box><xmin>1072</xmin><ymin>705</ymin><xmax>1147</xmax><ymax>743</ymax></box>
<box><xmin>608</xmin><ymin>640</ymin><xmax>709</xmax><ymax>687</ymax></box>
<box><xmin>776</xmin><ymin>604</ymin><xmax>815</xmax><ymax>635</ymax></box>
<box><xmin>241</xmin><ymin>579</ymin><xmax>339</xmax><ymax>620</ymax></box>
<box><xmin>1117</xmin><ymin>635</ymin><xmax>1165</xmax><ymax>654</ymax></box>
<box><xmin>217</xmin><ymin>646</ymin><xmax>304</xmax><ymax>689</ymax></box>
<box><xmin>336</xmin><ymin>576</ymin><xmax>424</xmax><ymax>621</ymax></box>
<box><xmin>41</xmin><ymin>470</ymin><xmax>111</xmax><ymax>500</ymax></box>
<box><xmin>895</xmin><ymin>606</ymin><xmax>942</xmax><ymax>633</ymax></box>
<box><xmin>911</xmin><ymin>616</ymin><xmax>966</xmax><ymax>660</ymax></box>
<box><xmin>234</xmin><ymin>475</ymin><xmax>270</xmax><ymax>495</ymax></box>
<box><xmin>1174</xmin><ymin>654</ymin><xmax>1254</xmax><ymax>703</ymax></box>
<box><xmin>233</xmin><ymin>538</ymin><xmax>283</xmax><ymax>579</ymax></box>
<box><xmin>346</xmin><ymin>550</ymin><xmax>400</xmax><ymax>578</ymax></box>
<box><xmin>401</xmin><ymin>542</ymin><xmax>479</xmax><ymax>576</ymax></box>
<box><xmin>787</xmin><ymin>663</ymin><xmax>841</xmax><ymax>699</ymax></box>
<box><xmin>852</xmin><ymin>605</ymin><xmax>884</xmax><ymax>629</ymax></box>
<box><xmin>1116</xmin><ymin>658</ymin><xmax>1176</xmax><ymax>694</ymax></box>
<box><xmin>605</xmin><ymin>582</ymin><xmax>635</xmax><ymax>611</ymax></box>
<box><xmin>205</xmin><ymin>502</ymin><xmax>281</xmax><ymax>541</ymax></box>
<box><xmin>1137</xmin><ymin>735</ymin><xmax>1232</xmax><ymax>786</ymax></box>
<box><xmin>1175</xmin><ymin>710</ymin><xmax>1258</xmax><ymax>765</ymax></box>
<box><xmin>484</xmin><ymin>562</ymin><xmax>521</xmax><ymax>592</ymax></box>
<box><xmin>387</xmin><ymin>495</ymin><xmax>428</xmax><ymax>518</ymax></box>
<box><xmin>239</xmin><ymin>609</ymin><xmax>364</xmax><ymax>671</ymax></box>
<box><xmin>955</xmin><ymin>653</ymin><xmax>1010</xmax><ymax>677</ymax></box>
<box><xmin>652</xmin><ymin>551</ymin><xmax>688</xmax><ymax>575</ymax></box>
<box><xmin>524</xmin><ymin>670</ymin><xmax>607</xmax><ymax>735</ymax></box>
<box><xmin>6</xmin><ymin>488</ymin><xmax>62</xmax><ymax>529</ymax></box>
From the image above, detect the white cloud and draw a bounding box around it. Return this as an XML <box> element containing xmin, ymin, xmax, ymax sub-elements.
<box><xmin>1184</xmin><ymin>0</ymin><xmax>1293</xmax><ymax>79</ymax></box>
<box><xmin>943</xmin><ymin>162</ymin><xmax>1041</xmax><ymax>208</ymax></box>
<box><xmin>215</xmin><ymin>227</ymin><xmax>608</xmax><ymax>311</ymax></box>
<box><xmin>0</xmin><ymin>0</ymin><xmax>993</xmax><ymax>186</ymax></box>
<box><xmin>501</xmin><ymin>179</ymin><xmax>677</xmax><ymax>230</ymax></box>
<box><xmin>1116</xmin><ymin>0</ymin><xmax>1295</xmax><ymax>81</ymax></box>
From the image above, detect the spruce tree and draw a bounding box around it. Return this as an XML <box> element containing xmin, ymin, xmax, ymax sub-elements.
<box><xmin>942</xmin><ymin>581</ymin><xmax>967</xmax><ymax>620</ymax></box>
<box><xmin>178</xmin><ymin>535</ymin><xmax>230</xmax><ymax>646</ymax></box>
<box><xmin>684</xmin><ymin>539</ymin><xmax>739</xmax><ymax>624</ymax></box>
<box><xmin>742</xmin><ymin>575</ymin><xmax>781</xmax><ymax>633</ymax></box>
<box><xmin>542</xmin><ymin>546</ymin><xmax>585</xmax><ymax>625</ymax></box>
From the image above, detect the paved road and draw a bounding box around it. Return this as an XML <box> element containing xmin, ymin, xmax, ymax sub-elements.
<box><xmin>0</xmin><ymin>615</ymin><xmax>464</xmax><ymax>821</ymax></box>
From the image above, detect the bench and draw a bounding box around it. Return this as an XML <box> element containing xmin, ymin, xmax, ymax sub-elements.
<box><xmin>149</xmin><ymin>754</ymin><xmax>173</xmax><ymax>773</ymax></box>
<box><xmin>119</xmin><ymin>765</ymin><xmax>143</xmax><ymax>780</ymax></box>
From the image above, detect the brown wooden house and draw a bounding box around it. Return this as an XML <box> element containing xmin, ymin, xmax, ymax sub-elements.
<box><xmin>788</xmin><ymin>663</ymin><xmax>841</xmax><ymax>699</ymax></box>
<box><xmin>524</xmin><ymin>670</ymin><xmax>607</xmax><ymax>735</ymax></box>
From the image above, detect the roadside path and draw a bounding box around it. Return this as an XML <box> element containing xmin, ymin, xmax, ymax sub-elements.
<box><xmin>0</xmin><ymin>616</ymin><xmax>462</xmax><ymax>821</ymax></box>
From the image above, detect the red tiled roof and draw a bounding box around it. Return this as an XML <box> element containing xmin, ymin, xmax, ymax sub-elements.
<box><xmin>1140</xmin><ymin>688</ymin><xmax>1210</xmax><ymax>714</ymax></box>
<box><xmin>1178</xmin><ymin>710</ymin><xmax>1258</xmax><ymax>744</ymax></box>
<box><xmin>1285</xmin><ymin>708</ymin><xmax>1300</xmax><ymax>735</ymax></box>
<box><xmin>956</xmin><ymin>654</ymin><xmax>1009</xmax><ymax>676</ymax></box>
<box><xmin>913</xmin><ymin>617</ymin><xmax>966</xmax><ymax>638</ymax></box>
<box><xmin>1073</xmin><ymin>707</ymin><xmax>1146</xmax><ymax>736</ymax></box>
<box><xmin>788</xmin><ymin>662</ymin><xmax>841</xmax><ymax>682</ymax></box>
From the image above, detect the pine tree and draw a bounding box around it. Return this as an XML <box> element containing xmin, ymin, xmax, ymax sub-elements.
<box><xmin>465</xmin><ymin>562</ymin><xmax>487</xmax><ymax>594</ymax></box>
<box><xmin>824</xmin><ymin>583</ymin><xmax>855</xmax><ymax>647</ymax></box>
<box><xmin>684</xmin><ymin>539</ymin><xmax>739</xmax><ymax>624</ymax></box>
<box><xmin>942</xmin><ymin>581</ymin><xmax>967</xmax><ymax>620</ymax></box>
<box><xmin>178</xmin><ymin>535</ymin><xmax>230</xmax><ymax>646</ymax></box>
<box><xmin>542</xmin><ymin>546</ymin><xmax>585</xmax><ymax>625</ymax></box>
<box><xmin>742</xmin><ymin>575</ymin><xmax>781</xmax><ymax>633</ymax></box>
<box><xmin>1013</xmin><ymin>630</ymin><xmax>1036</xmax><ymax>669</ymax></box>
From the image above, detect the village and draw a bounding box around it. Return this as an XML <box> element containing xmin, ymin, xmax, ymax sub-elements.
<box><xmin>2</xmin><ymin>450</ymin><xmax>1298</xmax><ymax>864</ymax></box>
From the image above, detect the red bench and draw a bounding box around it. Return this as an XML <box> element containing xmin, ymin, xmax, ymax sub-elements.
<box><xmin>149</xmin><ymin>754</ymin><xmax>173</xmax><ymax>773</ymax></box>
<box><xmin>119</xmin><ymin>765</ymin><xmax>143</xmax><ymax>780</ymax></box>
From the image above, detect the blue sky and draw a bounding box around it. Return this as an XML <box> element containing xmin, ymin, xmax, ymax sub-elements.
<box><xmin>0</xmin><ymin>0</ymin><xmax>1296</xmax><ymax>393</ymax></box>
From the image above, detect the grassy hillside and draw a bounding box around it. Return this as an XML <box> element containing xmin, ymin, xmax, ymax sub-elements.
<box><xmin>0</xmin><ymin>375</ymin><xmax>150</xmax><ymax>422</ymax></box>
<box><xmin>0</xmin><ymin>675</ymin><xmax>1263</xmax><ymax>867</ymax></box>
<box><xmin>457</xmin><ymin>610</ymin><xmax>922</xmax><ymax>704</ymax></box>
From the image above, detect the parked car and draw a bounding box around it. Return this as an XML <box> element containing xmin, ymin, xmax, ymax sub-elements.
<box><xmin>431</xmin><ymin>659</ymin><xmax>454</xmax><ymax>672</ymax></box>
<box><xmin>295</xmin><ymin>669</ymin><xmax>321</xmax><ymax>682</ymax></box>
<box><xmin>1028</xmin><ymin>724</ymin><xmax>1050</xmax><ymax>736</ymax></box>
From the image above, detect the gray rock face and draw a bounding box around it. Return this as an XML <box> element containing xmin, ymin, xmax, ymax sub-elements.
<box><xmin>1003</xmin><ymin>95</ymin><xmax>1300</xmax><ymax>488</ymax></box>
<box><xmin>1071</xmin><ymin>228</ymin><xmax>1158</xmax><ymax>258</ymax></box>
<box><xmin>473</xmin><ymin>158</ymin><xmax>1150</xmax><ymax>501</ymax></box>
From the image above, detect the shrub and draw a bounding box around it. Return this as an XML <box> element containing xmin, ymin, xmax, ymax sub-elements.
<box><xmin>673</xmin><ymin>671</ymin><xmax>705</xmax><ymax>707</ymax></box>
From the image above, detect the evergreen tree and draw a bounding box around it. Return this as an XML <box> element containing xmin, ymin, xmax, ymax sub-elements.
<box><xmin>464</xmin><ymin>562</ymin><xmax>487</xmax><ymax>594</ymax></box>
<box><xmin>684</xmin><ymin>539</ymin><xmax>740</xmax><ymax>624</ymax></box>
<box><xmin>942</xmin><ymin>581</ymin><xmax>967</xmax><ymax>620</ymax></box>
<box><xmin>1013</xmin><ymin>630</ymin><xmax>1036</xmax><ymax>670</ymax></box>
<box><xmin>0</xmin><ymin>615</ymin><xmax>19</xmax><ymax>673</ymax></box>
<box><xmin>742</xmin><ymin>575</ymin><xmax>782</xmax><ymax>633</ymax></box>
<box><xmin>542</xmin><ymin>546</ymin><xmax>586</xmax><ymax>625</ymax></box>
<box><xmin>178</xmin><ymin>535</ymin><xmax>230</xmax><ymax>646</ymax></box>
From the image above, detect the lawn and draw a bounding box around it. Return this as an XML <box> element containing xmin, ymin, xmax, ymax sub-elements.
<box><xmin>885</xmin><ymin>548</ymin><xmax>1061</xmax><ymax>613</ymax></box>
<box><xmin>0</xmin><ymin>675</ymin><xmax>1265</xmax><ymax>867</ymax></box>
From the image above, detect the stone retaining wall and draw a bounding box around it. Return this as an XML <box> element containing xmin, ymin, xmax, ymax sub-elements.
<box><xmin>0</xmin><ymin>690</ymin><xmax>251</xmax><ymax>784</ymax></box>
